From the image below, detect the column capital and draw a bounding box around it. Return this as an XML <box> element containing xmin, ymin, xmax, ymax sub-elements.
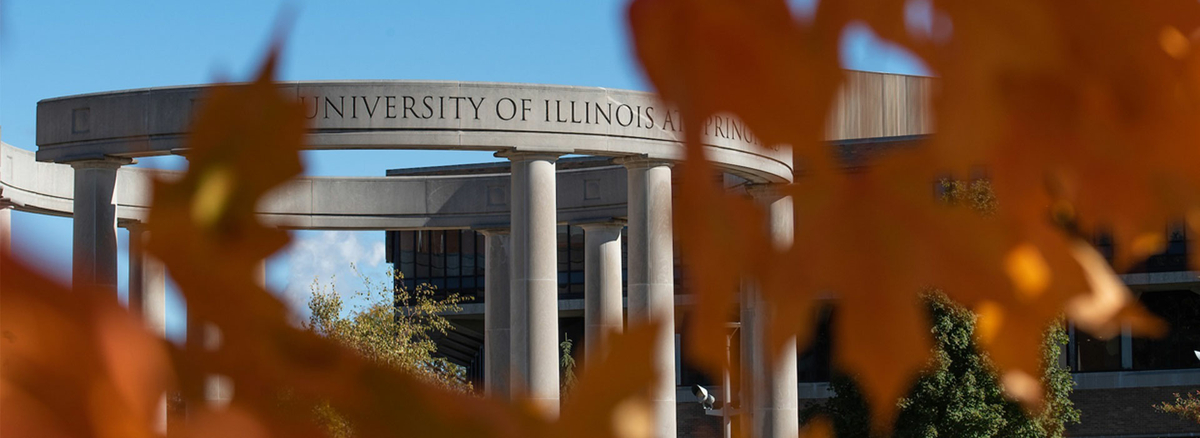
<box><xmin>474</xmin><ymin>226</ymin><xmax>511</xmax><ymax>236</ymax></box>
<box><xmin>493</xmin><ymin>149</ymin><xmax>563</xmax><ymax>162</ymax></box>
<box><xmin>744</xmin><ymin>183</ymin><xmax>789</xmax><ymax>202</ymax></box>
<box><xmin>574</xmin><ymin>218</ymin><xmax>626</xmax><ymax>231</ymax></box>
<box><xmin>67</xmin><ymin>156</ymin><xmax>134</xmax><ymax>169</ymax></box>
<box><xmin>119</xmin><ymin>219</ymin><xmax>147</xmax><ymax>232</ymax></box>
<box><xmin>613</xmin><ymin>154</ymin><xmax>675</xmax><ymax>169</ymax></box>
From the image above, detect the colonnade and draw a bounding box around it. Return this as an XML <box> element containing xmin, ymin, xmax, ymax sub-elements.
<box><xmin>60</xmin><ymin>152</ymin><xmax>799</xmax><ymax>438</ymax></box>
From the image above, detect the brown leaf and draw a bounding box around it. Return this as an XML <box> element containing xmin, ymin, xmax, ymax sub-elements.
<box><xmin>1</xmin><ymin>254</ymin><xmax>173</xmax><ymax>438</ymax></box>
<box><xmin>628</xmin><ymin>0</ymin><xmax>844</xmax><ymax>152</ymax></box>
<box><xmin>555</xmin><ymin>322</ymin><xmax>661</xmax><ymax>438</ymax></box>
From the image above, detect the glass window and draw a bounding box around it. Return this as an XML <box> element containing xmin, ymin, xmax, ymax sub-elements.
<box><xmin>1074</xmin><ymin>329</ymin><xmax>1122</xmax><ymax>372</ymax></box>
<box><xmin>431</xmin><ymin>231</ymin><xmax>445</xmax><ymax>278</ymax></box>
<box><xmin>1133</xmin><ymin>290</ymin><xmax>1200</xmax><ymax>370</ymax></box>
<box><xmin>415</xmin><ymin>231</ymin><xmax>430</xmax><ymax>278</ymax></box>
<box><xmin>558</xmin><ymin>225</ymin><xmax>569</xmax><ymax>273</ymax></box>
<box><xmin>621</xmin><ymin>227</ymin><xmax>629</xmax><ymax>296</ymax></box>
<box><xmin>798</xmin><ymin>305</ymin><xmax>834</xmax><ymax>382</ymax></box>
<box><xmin>447</xmin><ymin>231</ymin><xmax>462</xmax><ymax>277</ymax></box>
<box><xmin>388</xmin><ymin>230</ymin><xmax>487</xmax><ymax>300</ymax></box>
<box><xmin>399</xmin><ymin>231</ymin><xmax>416</xmax><ymax>279</ymax></box>
<box><xmin>462</xmin><ymin>231</ymin><xmax>476</xmax><ymax>276</ymax></box>
<box><xmin>476</xmin><ymin>234</ymin><xmax>486</xmax><ymax>277</ymax></box>
<box><xmin>570</xmin><ymin>226</ymin><xmax>585</xmax><ymax>272</ymax></box>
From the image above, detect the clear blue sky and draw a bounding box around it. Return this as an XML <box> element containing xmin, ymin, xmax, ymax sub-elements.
<box><xmin>0</xmin><ymin>0</ymin><xmax>927</xmax><ymax>340</ymax></box>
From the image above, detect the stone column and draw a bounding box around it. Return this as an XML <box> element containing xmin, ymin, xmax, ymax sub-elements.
<box><xmin>127</xmin><ymin>224</ymin><xmax>167</xmax><ymax>336</ymax></box>
<box><xmin>619</xmin><ymin>157</ymin><xmax>676</xmax><ymax>438</ymax></box>
<box><xmin>202</xmin><ymin>325</ymin><xmax>233</xmax><ymax>409</ymax></box>
<box><xmin>0</xmin><ymin>203</ymin><xmax>10</xmax><ymax>284</ymax></box>
<box><xmin>739</xmin><ymin>279</ymin><xmax>759</xmax><ymax>438</ymax></box>
<box><xmin>480</xmin><ymin>229</ymin><xmax>512</xmax><ymax>399</ymax></box>
<box><xmin>579</xmin><ymin>221</ymin><xmax>625</xmax><ymax>366</ymax></box>
<box><xmin>498</xmin><ymin>150</ymin><xmax>561</xmax><ymax>416</ymax></box>
<box><xmin>747</xmin><ymin>185</ymin><xmax>798</xmax><ymax>438</ymax></box>
<box><xmin>71</xmin><ymin>157</ymin><xmax>130</xmax><ymax>293</ymax></box>
<box><xmin>0</xmin><ymin>203</ymin><xmax>10</xmax><ymax>257</ymax></box>
<box><xmin>127</xmin><ymin>223</ymin><xmax>168</xmax><ymax>434</ymax></box>
<box><xmin>111</xmin><ymin>223</ymin><xmax>177</xmax><ymax>423</ymax></box>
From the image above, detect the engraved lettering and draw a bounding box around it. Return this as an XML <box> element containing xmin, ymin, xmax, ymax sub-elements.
<box><xmin>467</xmin><ymin>97</ymin><xmax>485</xmax><ymax>120</ymax></box>
<box><xmin>423</xmin><ymin>96</ymin><xmax>435</xmax><ymax>119</ymax></box>
<box><xmin>521</xmin><ymin>98</ymin><xmax>532</xmax><ymax>121</ymax></box>
<box><xmin>595</xmin><ymin>102</ymin><xmax>612</xmax><ymax>125</ymax></box>
<box><xmin>301</xmin><ymin>96</ymin><xmax>319</xmax><ymax>119</ymax></box>
<box><xmin>616</xmin><ymin>104</ymin><xmax>633</xmax><ymax>127</ymax></box>
<box><xmin>497</xmin><ymin>97</ymin><xmax>517</xmax><ymax>121</ymax></box>
<box><xmin>362</xmin><ymin>96</ymin><xmax>381</xmax><ymax>118</ymax></box>
<box><xmin>324</xmin><ymin>96</ymin><xmax>345</xmax><ymax>119</ymax></box>
<box><xmin>448</xmin><ymin>96</ymin><xmax>466</xmax><ymax>119</ymax></box>
<box><xmin>555</xmin><ymin>100</ymin><xmax>569</xmax><ymax>123</ymax></box>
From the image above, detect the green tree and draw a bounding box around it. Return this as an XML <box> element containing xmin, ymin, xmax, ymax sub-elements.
<box><xmin>305</xmin><ymin>268</ymin><xmax>472</xmax><ymax>437</ymax></box>
<box><xmin>804</xmin><ymin>293</ymin><xmax>1079</xmax><ymax>437</ymax></box>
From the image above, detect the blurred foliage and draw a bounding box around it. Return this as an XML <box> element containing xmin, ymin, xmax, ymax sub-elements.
<box><xmin>305</xmin><ymin>269</ymin><xmax>472</xmax><ymax>437</ymax></box>
<box><xmin>305</xmin><ymin>268</ymin><xmax>472</xmax><ymax>393</ymax></box>
<box><xmin>629</xmin><ymin>0</ymin><xmax>1188</xmax><ymax>431</ymax></box>
<box><xmin>8</xmin><ymin>0</ymin><xmax>1200</xmax><ymax>436</ymax></box>
<box><xmin>803</xmin><ymin>293</ymin><xmax>1079</xmax><ymax>438</ymax></box>
<box><xmin>1155</xmin><ymin>390</ymin><xmax>1200</xmax><ymax>424</ymax></box>
<box><xmin>2</xmin><ymin>48</ymin><xmax>660</xmax><ymax>438</ymax></box>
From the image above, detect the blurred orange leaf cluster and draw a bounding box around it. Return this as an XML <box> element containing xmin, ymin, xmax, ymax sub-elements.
<box><xmin>2</xmin><ymin>48</ymin><xmax>661</xmax><ymax>438</ymax></box>
<box><xmin>630</xmin><ymin>0</ymin><xmax>1200</xmax><ymax>432</ymax></box>
<box><xmin>6</xmin><ymin>0</ymin><xmax>1200</xmax><ymax>437</ymax></box>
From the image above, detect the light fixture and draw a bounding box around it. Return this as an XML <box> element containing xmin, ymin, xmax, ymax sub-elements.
<box><xmin>692</xmin><ymin>385</ymin><xmax>717</xmax><ymax>410</ymax></box>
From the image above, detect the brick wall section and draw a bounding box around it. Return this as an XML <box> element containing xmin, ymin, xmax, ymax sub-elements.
<box><xmin>681</xmin><ymin>387</ymin><xmax>1200</xmax><ymax>437</ymax></box>
<box><xmin>1068</xmin><ymin>385</ymin><xmax>1200</xmax><ymax>437</ymax></box>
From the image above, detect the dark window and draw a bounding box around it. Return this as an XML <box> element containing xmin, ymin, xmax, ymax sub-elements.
<box><xmin>1133</xmin><ymin>290</ymin><xmax>1200</xmax><ymax>371</ymax></box>
<box><xmin>390</xmin><ymin>230</ymin><xmax>486</xmax><ymax>300</ymax></box>
<box><xmin>557</xmin><ymin>225</ymin><xmax>585</xmax><ymax>299</ymax></box>
<box><xmin>399</xmin><ymin>231</ymin><xmax>415</xmax><ymax>279</ymax></box>
<box><xmin>415</xmin><ymin>231</ymin><xmax>431</xmax><ymax>278</ymax></box>
<box><xmin>431</xmin><ymin>230</ymin><xmax>446</xmax><ymax>278</ymax></box>
<box><xmin>798</xmin><ymin>305</ymin><xmax>834</xmax><ymax>382</ymax></box>
<box><xmin>447</xmin><ymin>231</ymin><xmax>461</xmax><ymax>277</ymax></box>
<box><xmin>621</xmin><ymin>227</ymin><xmax>629</xmax><ymax>296</ymax></box>
<box><xmin>1074</xmin><ymin>329</ymin><xmax>1122</xmax><ymax>372</ymax></box>
<box><xmin>1127</xmin><ymin>222</ymin><xmax>1190</xmax><ymax>273</ymax></box>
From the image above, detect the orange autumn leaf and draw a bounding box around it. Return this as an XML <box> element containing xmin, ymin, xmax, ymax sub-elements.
<box><xmin>926</xmin><ymin>0</ymin><xmax>1200</xmax><ymax>269</ymax></box>
<box><xmin>629</xmin><ymin>0</ymin><xmax>1191</xmax><ymax>431</ymax></box>
<box><xmin>129</xmin><ymin>42</ymin><xmax>664</xmax><ymax>438</ymax></box>
<box><xmin>555</xmin><ymin>322</ymin><xmax>661</xmax><ymax>438</ymax></box>
<box><xmin>1</xmin><ymin>255</ymin><xmax>173</xmax><ymax>438</ymax></box>
<box><xmin>628</xmin><ymin>0</ymin><xmax>844</xmax><ymax>161</ymax></box>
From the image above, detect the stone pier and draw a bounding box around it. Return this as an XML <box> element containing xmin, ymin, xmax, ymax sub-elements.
<box><xmin>580</xmin><ymin>221</ymin><xmax>625</xmax><ymax>366</ymax></box>
<box><xmin>481</xmin><ymin>229</ymin><xmax>512</xmax><ymax>399</ymax></box>
<box><xmin>621</xmin><ymin>157</ymin><xmax>676</xmax><ymax>438</ymax></box>
<box><xmin>501</xmin><ymin>151</ymin><xmax>562</xmax><ymax>416</ymax></box>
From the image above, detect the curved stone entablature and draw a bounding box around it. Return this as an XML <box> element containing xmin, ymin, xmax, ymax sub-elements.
<box><xmin>37</xmin><ymin>81</ymin><xmax>793</xmax><ymax>182</ymax></box>
<box><xmin>1</xmin><ymin>142</ymin><xmax>628</xmax><ymax>230</ymax></box>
